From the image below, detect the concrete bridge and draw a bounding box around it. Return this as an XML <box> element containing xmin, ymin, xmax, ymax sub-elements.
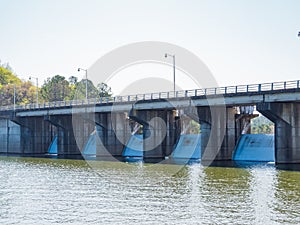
<box><xmin>0</xmin><ymin>80</ymin><xmax>299</xmax><ymax>164</ymax></box>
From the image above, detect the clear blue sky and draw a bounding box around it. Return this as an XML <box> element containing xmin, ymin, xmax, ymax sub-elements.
<box><xmin>1</xmin><ymin>0</ymin><xmax>300</xmax><ymax>92</ymax></box>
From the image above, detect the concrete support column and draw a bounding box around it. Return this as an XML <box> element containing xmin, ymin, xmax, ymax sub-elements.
<box><xmin>220</xmin><ymin>107</ymin><xmax>236</xmax><ymax>160</ymax></box>
<box><xmin>167</xmin><ymin>110</ymin><xmax>178</xmax><ymax>156</ymax></box>
<box><xmin>32</xmin><ymin>117</ymin><xmax>45</xmax><ymax>154</ymax></box>
<box><xmin>18</xmin><ymin>126</ymin><xmax>32</xmax><ymax>154</ymax></box>
<box><xmin>0</xmin><ymin>118</ymin><xmax>21</xmax><ymax>154</ymax></box>
<box><xmin>73</xmin><ymin>112</ymin><xmax>97</xmax><ymax>152</ymax></box>
<box><xmin>198</xmin><ymin>106</ymin><xmax>237</xmax><ymax>161</ymax></box>
<box><xmin>11</xmin><ymin>116</ymin><xmax>51</xmax><ymax>155</ymax></box>
<box><xmin>132</xmin><ymin>109</ymin><xmax>176</xmax><ymax>159</ymax></box>
<box><xmin>174</xmin><ymin>113</ymin><xmax>181</xmax><ymax>143</ymax></box>
<box><xmin>46</xmin><ymin>115</ymin><xmax>82</xmax><ymax>155</ymax></box>
<box><xmin>94</xmin><ymin>112</ymin><xmax>131</xmax><ymax>157</ymax></box>
<box><xmin>58</xmin><ymin>116</ymin><xmax>79</xmax><ymax>155</ymax></box>
<box><xmin>94</xmin><ymin>113</ymin><xmax>109</xmax><ymax>156</ymax></box>
<box><xmin>257</xmin><ymin>102</ymin><xmax>300</xmax><ymax>163</ymax></box>
<box><xmin>140</xmin><ymin>110</ymin><xmax>165</xmax><ymax>159</ymax></box>
<box><xmin>113</xmin><ymin>112</ymin><xmax>131</xmax><ymax>153</ymax></box>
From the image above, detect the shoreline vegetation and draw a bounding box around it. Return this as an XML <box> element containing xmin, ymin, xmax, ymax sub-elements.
<box><xmin>0</xmin><ymin>62</ymin><xmax>112</xmax><ymax>107</ymax></box>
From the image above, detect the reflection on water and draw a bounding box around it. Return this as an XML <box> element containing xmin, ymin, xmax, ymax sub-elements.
<box><xmin>274</xmin><ymin>169</ymin><xmax>300</xmax><ymax>224</ymax></box>
<box><xmin>0</xmin><ymin>157</ymin><xmax>300</xmax><ymax>224</ymax></box>
<box><xmin>249</xmin><ymin>166</ymin><xmax>277</xmax><ymax>224</ymax></box>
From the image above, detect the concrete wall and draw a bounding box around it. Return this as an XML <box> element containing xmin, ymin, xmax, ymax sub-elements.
<box><xmin>0</xmin><ymin>118</ymin><xmax>21</xmax><ymax>153</ymax></box>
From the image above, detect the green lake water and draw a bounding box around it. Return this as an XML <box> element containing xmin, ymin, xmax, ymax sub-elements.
<box><xmin>0</xmin><ymin>157</ymin><xmax>300</xmax><ymax>224</ymax></box>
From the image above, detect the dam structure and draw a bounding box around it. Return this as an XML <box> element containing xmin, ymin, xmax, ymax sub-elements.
<box><xmin>0</xmin><ymin>80</ymin><xmax>299</xmax><ymax>164</ymax></box>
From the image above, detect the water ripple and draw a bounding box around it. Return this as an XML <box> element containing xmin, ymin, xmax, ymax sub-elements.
<box><xmin>0</xmin><ymin>157</ymin><xmax>300</xmax><ymax>224</ymax></box>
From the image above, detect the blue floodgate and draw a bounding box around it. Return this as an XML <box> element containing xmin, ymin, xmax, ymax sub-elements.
<box><xmin>82</xmin><ymin>132</ymin><xmax>97</xmax><ymax>156</ymax></box>
<box><xmin>171</xmin><ymin>134</ymin><xmax>201</xmax><ymax>160</ymax></box>
<box><xmin>233</xmin><ymin>134</ymin><xmax>275</xmax><ymax>162</ymax></box>
<box><xmin>47</xmin><ymin>135</ymin><xmax>58</xmax><ymax>155</ymax></box>
<box><xmin>122</xmin><ymin>134</ymin><xmax>143</xmax><ymax>158</ymax></box>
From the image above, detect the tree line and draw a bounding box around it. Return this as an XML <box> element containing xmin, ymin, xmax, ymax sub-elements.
<box><xmin>0</xmin><ymin>63</ymin><xmax>112</xmax><ymax>106</ymax></box>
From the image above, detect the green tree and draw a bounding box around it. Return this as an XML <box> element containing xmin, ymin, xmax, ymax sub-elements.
<box><xmin>68</xmin><ymin>76</ymin><xmax>78</xmax><ymax>85</ymax></box>
<box><xmin>0</xmin><ymin>65</ymin><xmax>34</xmax><ymax>106</ymax></box>
<box><xmin>66</xmin><ymin>78</ymin><xmax>112</xmax><ymax>100</ymax></box>
<box><xmin>18</xmin><ymin>81</ymin><xmax>37</xmax><ymax>104</ymax></box>
<box><xmin>0</xmin><ymin>82</ymin><xmax>36</xmax><ymax>106</ymax></box>
<box><xmin>41</xmin><ymin>75</ymin><xmax>72</xmax><ymax>102</ymax></box>
<box><xmin>97</xmin><ymin>82</ymin><xmax>112</xmax><ymax>97</ymax></box>
<box><xmin>74</xmin><ymin>79</ymin><xmax>98</xmax><ymax>100</ymax></box>
<box><xmin>0</xmin><ymin>63</ymin><xmax>114</xmax><ymax>106</ymax></box>
<box><xmin>0</xmin><ymin>66</ymin><xmax>21</xmax><ymax>86</ymax></box>
<box><xmin>68</xmin><ymin>76</ymin><xmax>78</xmax><ymax>100</ymax></box>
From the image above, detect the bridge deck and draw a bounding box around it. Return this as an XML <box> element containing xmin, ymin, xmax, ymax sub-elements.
<box><xmin>0</xmin><ymin>80</ymin><xmax>299</xmax><ymax>117</ymax></box>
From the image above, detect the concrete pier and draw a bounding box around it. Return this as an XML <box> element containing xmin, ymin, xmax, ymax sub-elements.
<box><xmin>94</xmin><ymin>112</ymin><xmax>131</xmax><ymax>156</ymax></box>
<box><xmin>257</xmin><ymin>102</ymin><xmax>300</xmax><ymax>163</ymax></box>
<box><xmin>130</xmin><ymin>109</ymin><xmax>177</xmax><ymax>159</ymax></box>
<box><xmin>181</xmin><ymin>106</ymin><xmax>257</xmax><ymax>161</ymax></box>
<box><xmin>12</xmin><ymin>116</ymin><xmax>53</xmax><ymax>154</ymax></box>
<box><xmin>0</xmin><ymin>118</ymin><xmax>21</xmax><ymax>154</ymax></box>
<box><xmin>46</xmin><ymin>115</ymin><xmax>81</xmax><ymax>155</ymax></box>
<box><xmin>196</xmin><ymin>106</ymin><xmax>235</xmax><ymax>161</ymax></box>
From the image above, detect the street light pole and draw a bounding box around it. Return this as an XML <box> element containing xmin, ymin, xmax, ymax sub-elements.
<box><xmin>13</xmin><ymin>84</ymin><xmax>16</xmax><ymax>111</ymax></box>
<box><xmin>29</xmin><ymin>76</ymin><xmax>39</xmax><ymax>106</ymax></box>
<box><xmin>164</xmin><ymin>53</ymin><xmax>176</xmax><ymax>94</ymax></box>
<box><xmin>78</xmin><ymin>68</ymin><xmax>88</xmax><ymax>100</ymax></box>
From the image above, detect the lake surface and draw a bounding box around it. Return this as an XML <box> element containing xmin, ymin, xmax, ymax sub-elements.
<box><xmin>0</xmin><ymin>157</ymin><xmax>300</xmax><ymax>224</ymax></box>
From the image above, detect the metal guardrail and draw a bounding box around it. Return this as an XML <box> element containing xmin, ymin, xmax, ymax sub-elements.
<box><xmin>0</xmin><ymin>80</ymin><xmax>299</xmax><ymax>112</ymax></box>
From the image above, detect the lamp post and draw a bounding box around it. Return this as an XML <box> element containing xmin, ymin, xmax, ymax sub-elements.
<box><xmin>78</xmin><ymin>68</ymin><xmax>88</xmax><ymax>100</ymax></box>
<box><xmin>13</xmin><ymin>84</ymin><xmax>16</xmax><ymax>111</ymax></box>
<box><xmin>29</xmin><ymin>76</ymin><xmax>39</xmax><ymax>106</ymax></box>
<box><xmin>164</xmin><ymin>53</ymin><xmax>176</xmax><ymax>94</ymax></box>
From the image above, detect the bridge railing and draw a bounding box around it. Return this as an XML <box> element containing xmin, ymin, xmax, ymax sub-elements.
<box><xmin>0</xmin><ymin>80</ymin><xmax>299</xmax><ymax>111</ymax></box>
